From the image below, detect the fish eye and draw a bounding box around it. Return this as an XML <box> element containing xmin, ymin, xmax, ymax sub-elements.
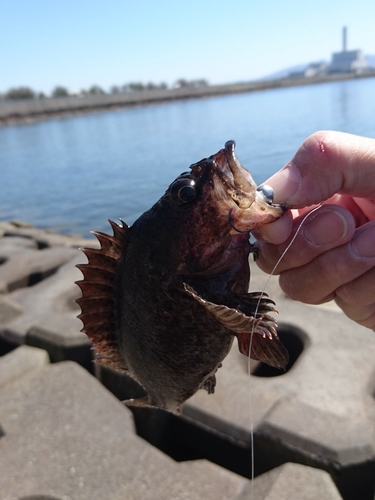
<box><xmin>170</xmin><ymin>178</ymin><xmax>198</xmax><ymax>206</ymax></box>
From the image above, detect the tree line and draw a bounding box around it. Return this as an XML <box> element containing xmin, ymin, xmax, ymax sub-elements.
<box><xmin>1</xmin><ymin>79</ymin><xmax>209</xmax><ymax>101</ymax></box>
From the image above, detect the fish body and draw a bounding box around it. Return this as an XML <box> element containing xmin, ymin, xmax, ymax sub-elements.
<box><xmin>77</xmin><ymin>141</ymin><xmax>288</xmax><ymax>413</ymax></box>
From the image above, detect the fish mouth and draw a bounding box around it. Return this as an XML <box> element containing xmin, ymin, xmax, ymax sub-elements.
<box><xmin>211</xmin><ymin>140</ymin><xmax>257</xmax><ymax>209</ymax></box>
<box><xmin>210</xmin><ymin>140</ymin><xmax>285</xmax><ymax>232</ymax></box>
<box><xmin>212</xmin><ymin>140</ymin><xmax>284</xmax><ymax>211</ymax></box>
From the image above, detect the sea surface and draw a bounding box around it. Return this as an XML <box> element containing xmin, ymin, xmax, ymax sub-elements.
<box><xmin>1</xmin><ymin>77</ymin><xmax>375</xmax><ymax>238</ymax></box>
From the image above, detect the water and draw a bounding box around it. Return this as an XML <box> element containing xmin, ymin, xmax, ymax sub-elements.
<box><xmin>1</xmin><ymin>77</ymin><xmax>375</xmax><ymax>238</ymax></box>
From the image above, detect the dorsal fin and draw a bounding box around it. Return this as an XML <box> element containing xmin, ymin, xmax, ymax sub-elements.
<box><xmin>76</xmin><ymin>219</ymin><xmax>129</xmax><ymax>371</ymax></box>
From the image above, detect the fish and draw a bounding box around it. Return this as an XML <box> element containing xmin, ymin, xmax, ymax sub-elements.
<box><xmin>76</xmin><ymin>140</ymin><xmax>288</xmax><ymax>414</ymax></box>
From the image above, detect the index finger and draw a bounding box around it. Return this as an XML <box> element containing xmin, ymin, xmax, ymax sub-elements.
<box><xmin>265</xmin><ymin>131</ymin><xmax>375</xmax><ymax>207</ymax></box>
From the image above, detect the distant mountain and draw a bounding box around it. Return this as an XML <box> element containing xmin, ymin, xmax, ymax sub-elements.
<box><xmin>260</xmin><ymin>63</ymin><xmax>324</xmax><ymax>81</ymax></box>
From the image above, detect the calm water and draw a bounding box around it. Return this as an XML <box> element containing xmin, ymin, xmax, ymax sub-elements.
<box><xmin>1</xmin><ymin>78</ymin><xmax>375</xmax><ymax>238</ymax></box>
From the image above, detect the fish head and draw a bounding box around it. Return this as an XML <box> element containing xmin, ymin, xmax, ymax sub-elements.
<box><xmin>202</xmin><ymin>140</ymin><xmax>284</xmax><ymax>232</ymax></box>
<box><xmin>159</xmin><ymin>140</ymin><xmax>285</xmax><ymax>274</ymax></box>
<box><xmin>168</xmin><ymin>140</ymin><xmax>284</xmax><ymax>230</ymax></box>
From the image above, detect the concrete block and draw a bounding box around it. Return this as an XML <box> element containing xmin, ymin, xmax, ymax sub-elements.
<box><xmin>0</xmin><ymin>221</ymin><xmax>20</xmax><ymax>236</ymax></box>
<box><xmin>2</xmin><ymin>253</ymin><xmax>84</xmax><ymax>344</ymax></box>
<box><xmin>0</xmin><ymin>253</ymin><xmax>93</xmax><ymax>370</ymax></box>
<box><xmin>0</xmin><ymin>236</ymin><xmax>38</xmax><ymax>249</ymax></box>
<box><xmin>0</xmin><ymin>221</ymin><xmax>99</xmax><ymax>249</ymax></box>
<box><xmin>26</xmin><ymin>325</ymin><xmax>92</xmax><ymax>371</ymax></box>
<box><xmin>258</xmin><ymin>397</ymin><xmax>375</xmax><ymax>467</ymax></box>
<box><xmin>0</xmin><ymin>361</ymin><xmax>248</xmax><ymax>500</ymax></box>
<box><xmin>0</xmin><ymin>345</ymin><xmax>49</xmax><ymax>389</ymax></box>
<box><xmin>236</xmin><ymin>462</ymin><xmax>342</xmax><ymax>500</ymax></box>
<box><xmin>0</xmin><ymin>227</ymin><xmax>97</xmax><ymax>371</ymax></box>
<box><xmin>0</xmin><ymin>245</ymin><xmax>78</xmax><ymax>292</ymax></box>
<box><xmin>0</xmin><ymin>295</ymin><xmax>24</xmax><ymax>326</ymax></box>
<box><xmin>8</xmin><ymin>220</ymin><xmax>34</xmax><ymax>229</ymax></box>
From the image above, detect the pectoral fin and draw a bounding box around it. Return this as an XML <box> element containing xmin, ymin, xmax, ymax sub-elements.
<box><xmin>183</xmin><ymin>283</ymin><xmax>288</xmax><ymax>369</ymax></box>
<box><xmin>236</xmin><ymin>329</ymin><xmax>289</xmax><ymax>370</ymax></box>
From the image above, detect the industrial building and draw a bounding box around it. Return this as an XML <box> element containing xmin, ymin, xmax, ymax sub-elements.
<box><xmin>328</xmin><ymin>27</ymin><xmax>368</xmax><ymax>73</ymax></box>
<box><xmin>289</xmin><ymin>27</ymin><xmax>369</xmax><ymax>78</ymax></box>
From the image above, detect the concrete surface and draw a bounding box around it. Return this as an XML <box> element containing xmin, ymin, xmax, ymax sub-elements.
<box><xmin>0</xmin><ymin>350</ymin><xmax>248</xmax><ymax>500</ymax></box>
<box><xmin>0</xmin><ymin>224</ymin><xmax>95</xmax><ymax>368</ymax></box>
<box><xmin>1</xmin><ymin>221</ymin><xmax>374</xmax><ymax>499</ymax></box>
<box><xmin>237</xmin><ymin>462</ymin><xmax>342</xmax><ymax>500</ymax></box>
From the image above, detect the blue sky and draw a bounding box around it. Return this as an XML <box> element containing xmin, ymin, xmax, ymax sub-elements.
<box><xmin>1</xmin><ymin>0</ymin><xmax>375</xmax><ymax>94</ymax></box>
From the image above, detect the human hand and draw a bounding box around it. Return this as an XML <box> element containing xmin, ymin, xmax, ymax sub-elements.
<box><xmin>253</xmin><ymin>131</ymin><xmax>375</xmax><ymax>330</ymax></box>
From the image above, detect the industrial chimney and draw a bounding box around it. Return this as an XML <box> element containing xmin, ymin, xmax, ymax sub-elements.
<box><xmin>343</xmin><ymin>26</ymin><xmax>347</xmax><ymax>52</ymax></box>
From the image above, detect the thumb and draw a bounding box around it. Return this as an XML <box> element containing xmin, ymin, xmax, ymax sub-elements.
<box><xmin>265</xmin><ymin>131</ymin><xmax>375</xmax><ymax>208</ymax></box>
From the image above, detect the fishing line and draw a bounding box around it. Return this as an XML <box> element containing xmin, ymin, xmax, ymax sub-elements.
<box><xmin>246</xmin><ymin>203</ymin><xmax>322</xmax><ymax>499</ymax></box>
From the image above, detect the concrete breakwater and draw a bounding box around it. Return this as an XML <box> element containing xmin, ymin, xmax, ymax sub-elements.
<box><xmin>0</xmin><ymin>220</ymin><xmax>374</xmax><ymax>499</ymax></box>
<box><xmin>2</xmin><ymin>71</ymin><xmax>375</xmax><ymax>126</ymax></box>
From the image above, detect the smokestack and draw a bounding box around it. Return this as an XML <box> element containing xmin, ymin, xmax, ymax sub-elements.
<box><xmin>343</xmin><ymin>26</ymin><xmax>347</xmax><ymax>52</ymax></box>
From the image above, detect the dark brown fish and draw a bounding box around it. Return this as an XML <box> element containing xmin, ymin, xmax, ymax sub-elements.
<box><xmin>76</xmin><ymin>141</ymin><xmax>288</xmax><ymax>413</ymax></box>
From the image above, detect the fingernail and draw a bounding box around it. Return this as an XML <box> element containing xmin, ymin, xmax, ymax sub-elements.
<box><xmin>265</xmin><ymin>166</ymin><xmax>301</xmax><ymax>204</ymax></box>
<box><xmin>304</xmin><ymin>210</ymin><xmax>348</xmax><ymax>246</ymax></box>
<box><xmin>350</xmin><ymin>224</ymin><xmax>375</xmax><ymax>258</ymax></box>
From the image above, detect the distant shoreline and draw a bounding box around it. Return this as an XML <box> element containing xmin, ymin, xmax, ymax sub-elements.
<box><xmin>1</xmin><ymin>71</ymin><xmax>375</xmax><ymax>127</ymax></box>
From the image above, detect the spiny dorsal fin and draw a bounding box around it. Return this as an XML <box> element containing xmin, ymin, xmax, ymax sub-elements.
<box><xmin>76</xmin><ymin>219</ymin><xmax>129</xmax><ymax>372</ymax></box>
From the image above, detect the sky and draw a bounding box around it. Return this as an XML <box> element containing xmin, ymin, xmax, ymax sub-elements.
<box><xmin>1</xmin><ymin>0</ymin><xmax>375</xmax><ymax>95</ymax></box>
